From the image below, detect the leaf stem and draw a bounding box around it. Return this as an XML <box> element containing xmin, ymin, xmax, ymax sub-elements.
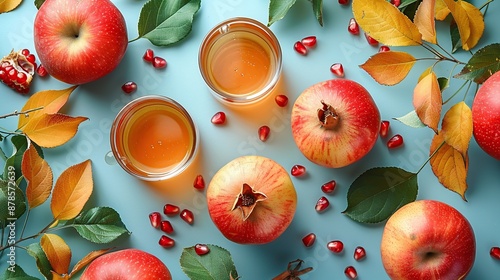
<box><xmin>19</xmin><ymin>208</ymin><xmax>31</xmax><ymax>239</ymax></box>
<box><xmin>443</xmin><ymin>80</ymin><xmax>471</xmax><ymax>104</ymax></box>
<box><xmin>0</xmin><ymin>106</ymin><xmax>44</xmax><ymax>120</ymax></box>
<box><xmin>416</xmin><ymin>140</ymin><xmax>446</xmax><ymax>175</ymax></box>
<box><xmin>0</xmin><ymin>218</ymin><xmax>57</xmax><ymax>253</ymax></box>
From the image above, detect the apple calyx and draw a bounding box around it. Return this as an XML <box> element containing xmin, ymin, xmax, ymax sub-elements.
<box><xmin>317</xmin><ymin>100</ymin><xmax>339</xmax><ymax>129</ymax></box>
<box><xmin>231</xmin><ymin>183</ymin><xmax>267</xmax><ymax>221</ymax></box>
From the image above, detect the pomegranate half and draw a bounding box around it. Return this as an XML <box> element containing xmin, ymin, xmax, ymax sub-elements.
<box><xmin>291</xmin><ymin>79</ymin><xmax>381</xmax><ymax>168</ymax></box>
<box><xmin>206</xmin><ymin>156</ymin><xmax>297</xmax><ymax>244</ymax></box>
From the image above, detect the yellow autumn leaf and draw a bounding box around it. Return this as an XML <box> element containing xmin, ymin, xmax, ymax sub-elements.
<box><xmin>51</xmin><ymin>160</ymin><xmax>93</xmax><ymax>221</ymax></box>
<box><xmin>69</xmin><ymin>248</ymin><xmax>111</xmax><ymax>277</ymax></box>
<box><xmin>21</xmin><ymin>113</ymin><xmax>88</xmax><ymax>148</ymax></box>
<box><xmin>435</xmin><ymin>0</ymin><xmax>450</xmax><ymax>20</ymax></box>
<box><xmin>441</xmin><ymin>101</ymin><xmax>472</xmax><ymax>156</ymax></box>
<box><xmin>18</xmin><ymin>86</ymin><xmax>78</xmax><ymax>129</ymax></box>
<box><xmin>0</xmin><ymin>0</ymin><xmax>22</xmax><ymax>13</ymax></box>
<box><xmin>40</xmin><ymin>233</ymin><xmax>72</xmax><ymax>276</ymax></box>
<box><xmin>430</xmin><ymin>133</ymin><xmax>468</xmax><ymax>200</ymax></box>
<box><xmin>413</xmin><ymin>72</ymin><xmax>442</xmax><ymax>133</ymax></box>
<box><xmin>460</xmin><ymin>1</ymin><xmax>484</xmax><ymax>50</ymax></box>
<box><xmin>418</xmin><ymin>66</ymin><xmax>433</xmax><ymax>82</ymax></box>
<box><xmin>21</xmin><ymin>144</ymin><xmax>53</xmax><ymax>209</ymax></box>
<box><xmin>441</xmin><ymin>0</ymin><xmax>471</xmax><ymax>50</ymax></box>
<box><xmin>352</xmin><ymin>0</ymin><xmax>422</xmax><ymax>46</ymax></box>
<box><xmin>360</xmin><ymin>51</ymin><xmax>416</xmax><ymax>85</ymax></box>
<box><xmin>414</xmin><ymin>0</ymin><xmax>437</xmax><ymax>44</ymax></box>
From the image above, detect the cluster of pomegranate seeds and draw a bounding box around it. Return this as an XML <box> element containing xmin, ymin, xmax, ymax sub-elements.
<box><xmin>327</xmin><ymin>240</ymin><xmax>344</xmax><ymax>253</ymax></box>
<box><xmin>379</xmin><ymin>120</ymin><xmax>390</xmax><ymax>137</ymax></box>
<box><xmin>379</xmin><ymin>45</ymin><xmax>391</xmax><ymax>52</ymax></box>
<box><xmin>321</xmin><ymin>180</ymin><xmax>337</xmax><ymax>193</ymax></box>
<box><xmin>315</xmin><ymin>196</ymin><xmax>330</xmax><ymax>212</ymax></box>
<box><xmin>193</xmin><ymin>174</ymin><xmax>205</xmax><ymax>190</ymax></box>
<box><xmin>387</xmin><ymin>134</ymin><xmax>404</xmax><ymax>148</ymax></box>
<box><xmin>275</xmin><ymin>94</ymin><xmax>289</xmax><ymax>107</ymax></box>
<box><xmin>0</xmin><ymin>49</ymin><xmax>37</xmax><ymax>94</ymax></box>
<box><xmin>143</xmin><ymin>49</ymin><xmax>167</xmax><ymax>69</ymax></box>
<box><xmin>347</xmin><ymin>18</ymin><xmax>360</xmax><ymax>35</ymax></box>
<box><xmin>291</xmin><ymin>164</ymin><xmax>306</xmax><ymax>177</ymax></box>
<box><xmin>180</xmin><ymin>209</ymin><xmax>194</xmax><ymax>225</ymax></box>
<box><xmin>330</xmin><ymin>63</ymin><xmax>345</xmax><ymax>78</ymax></box>
<box><xmin>150</xmin><ymin>201</ymin><xmax>195</xmax><ymax>248</ymax></box>
<box><xmin>294</xmin><ymin>36</ymin><xmax>317</xmax><ymax>55</ymax></box>
<box><xmin>302</xmin><ymin>233</ymin><xmax>316</xmax><ymax>247</ymax></box>
<box><xmin>164</xmin><ymin>203</ymin><xmax>180</xmax><ymax>215</ymax></box>
<box><xmin>159</xmin><ymin>235</ymin><xmax>175</xmax><ymax>248</ymax></box>
<box><xmin>364</xmin><ymin>32</ymin><xmax>379</xmax><ymax>46</ymax></box>
<box><xmin>211</xmin><ymin>111</ymin><xmax>226</xmax><ymax>125</ymax></box>
<box><xmin>195</xmin><ymin>244</ymin><xmax>210</xmax><ymax>256</ymax></box>
<box><xmin>259</xmin><ymin>125</ymin><xmax>271</xmax><ymax>142</ymax></box>
<box><xmin>344</xmin><ymin>266</ymin><xmax>358</xmax><ymax>279</ymax></box>
<box><xmin>353</xmin><ymin>246</ymin><xmax>366</xmax><ymax>261</ymax></box>
<box><xmin>121</xmin><ymin>81</ymin><xmax>137</xmax><ymax>94</ymax></box>
<box><xmin>490</xmin><ymin>247</ymin><xmax>500</xmax><ymax>259</ymax></box>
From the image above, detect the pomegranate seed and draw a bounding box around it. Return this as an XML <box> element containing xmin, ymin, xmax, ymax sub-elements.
<box><xmin>153</xmin><ymin>56</ymin><xmax>167</xmax><ymax>69</ymax></box>
<box><xmin>143</xmin><ymin>49</ymin><xmax>154</xmax><ymax>63</ymax></box>
<box><xmin>8</xmin><ymin>69</ymin><xmax>17</xmax><ymax>80</ymax></box>
<box><xmin>327</xmin><ymin>240</ymin><xmax>344</xmax><ymax>253</ymax></box>
<box><xmin>149</xmin><ymin>212</ymin><xmax>161</xmax><ymax>228</ymax></box>
<box><xmin>354</xmin><ymin>246</ymin><xmax>366</xmax><ymax>261</ymax></box>
<box><xmin>275</xmin><ymin>94</ymin><xmax>289</xmax><ymax>107</ymax></box>
<box><xmin>159</xmin><ymin>235</ymin><xmax>175</xmax><ymax>248</ymax></box>
<box><xmin>180</xmin><ymin>209</ymin><xmax>194</xmax><ymax>224</ymax></box>
<box><xmin>380</xmin><ymin>120</ymin><xmax>390</xmax><ymax>137</ymax></box>
<box><xmin>21</xmin><ymin>49</ymin><xmax>30</xmax><ymax>56</ymax></box>
<box><xmin>344</xmin><ymin>266</ymin><xmax>358</xmax><ymax>279</ymax></box>
<box><xmin>338</xmin><ymin>0</ymin><xmax>349</xmax><ymax>4</ymax></box>
<box><xmin>321</xmin><ymin>180</ymin><xmax>337</xmax><ymax>194</ymax></box>
<box><xmin>348</xmin><ymin>18</ymin><xmax>360</xmax><ymax>35</ymax></box>
<box><xmin>16</xmin><ymin>72</ymin><xmax>27</xmax><ymax>84</ymax></box>
<box><xmin>36</xmin><ymin>64</ymin><xmax>48</xmax><ymax>77</ymax></box>
<box><xmin>302</xmin><ymin>233</ymin><xmax>316</xmax><ymax>247</ymax></box>
<box><xmin>364</xmin><ymin>32</ymin><xmax>379</xmax><ymax>46</ymax></box>
<box><xmin>379</xmin><ymin>45</ymin><xmax>391</xmax><ymax>52</ymax></box>
<box><xmin>387</xmin><ymin>134</ymin><xmax>404</xmax><ymax>148</ymax></box>
<box><xmin>315</xmin><ymin>196</ymin><xmax>330</xmax><ymax>212</ymax></box>
<box><xmin>330</xmin><ymin>63</ymin><xmax>345</xmax><ymax>78</ymax></box>
<box><xmin>301</xmin><ymin>36</ymin><xmax>317</xmax><ymax>48</ymax></box>
<box><xmin>193</xmin><ymin>174</ymin><xmax>205</xmax><ymax>190</ymax></box>
<box><xmin>121</xmin><ymin>81</ymin><xmax>137</xmax><ymax>94</ymax></box>
<box><xmin>490</xmin><ymin>247</ymin><xmax>500</xmax><ymax>259</ymax></box>
<box><xmin>211</xmin><ymin>111</ymin><xmax>226</xmax><ymax>125</ymax></box>
<box><xmin>163</xmin><ymin>203</ymin><xmax>180</xmax><ymax>216</ymax></box>
<box><xmin>160</xmin><ymin>220</ymin><xmax>174</xmax><ymax>234</ymax></box>
<box><xmin>293</xmin><ymin>41</ymin><xmax>308</xmax><ymax>55</ymax></box>
<box><xmin>259</xmin><ymin>125</ymin><xmax>270</xmax><ymax>142</ymax></box>
<box><xmin>26</xmin><ymin>54</ymin><xmax>36</xmax><ymax>64</ymax></box>
<box><xmin>195</xmin><ymin>244</ymin><xmax>210</xmax><ymax>256</ymax></box>
<box><xmin>391</xmin><ymin>0</ymin><xmax>401</xmax><ymax>7</ymax></box>
<box><xmin>291</xmin><ymin>164</ymin><xmax>306</xmax><ymax>177</ymax></box>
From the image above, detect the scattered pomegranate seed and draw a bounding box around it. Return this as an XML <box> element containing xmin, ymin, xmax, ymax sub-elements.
<box><xmin>121</xmin><ymin>81</ymin><xmax>137</xmax><ymax>94</ymax></box>
<box><xmin>387</xmin><ymin>134</ymin><xmax>404</xmax><ymax>149</ymax></box>
<box><xmin>354</xmin><ymin>246</ymin><xmax>366</xmax><ymax>261</ymax></box>
<box><xmin>159</xmin><ymin>235</ymin><xmax>175</xmax><ymax>248</ymax></box>
<box><xmin>293</xmin><ymin>41</ymin><xmax>308</xmax><ymax>55</ymax></box>
<box><xmin>149</xmin><ymin>212</ymin><xmax>161</xmax><ymax>228</ymax></box>
<box><xmin>153</xmin><ymin>56</ymin><xmax>167</xmax><ymax>69</ymax></box>
<box><xmin>160</xmin><ymin>220</ymin><xmax>174</xmax><ymax>234</ymax></box>
<box><xmin>344</xmin><ymin>266</ymin><xmax>358</xmax><ymax>279</ymax></box>
<box><xmin>338</xmin><ymin>0</ymin><xmax>349</xmax><ymax>4</ymax></box>
<box><xmin>143</xmin><ymin>49</ymin><xmax>154</xmax><ymax>63</ymax></box>
<box><xmin>193</xmin><ymin>174</ymin><xmax>205</xmax><ymax>190</ymax></box>
<box><xmin>211</xmin><ymin>111</ymin><xmax>226</xmax><ymax>125</ymax></box>
<box><xmin>36</xmin><ymin>64</ymin><xmax>48</xmax><ymax>77</ymax></box>
<box><xmin>379</xmin><ymin>46</ymin><xmax>391</xmax><ymax>52</ymax></box>
<box><xmin>275</xmin><ymin>94</ymin><xmax>289</xmax><ymax>107</ymax></box>
<box><xmin>347</xmin><ymin>18</ymin><xmax>360</xmax><ymax>35</ymax></box>
<box><xmin>163</xmin><ymin>203</ymin><xmax>180</xmax><ymax>216</ymax></box>
<box><xmin>330</xmin><ymin>63</ymin><xmax>345</xmax><ymax>78</ymax></box>
<box><xmin>315</xmin><ymin>196</ymin><xmax>330</xmax><ymax>212</ymax></box>
<box><xmin>21</xmin><ymin>49</ymin><xmax>30</xmax><ymax>56</ymax></box>
<box><xmin>379</xmin><ymin>120</ymin><xmax>390</xmax><ymax>137</ymax></box>
<box><xmin>195</xmin><ymin>244</ymin><xmax>210</xmax><ymax>256</ymax></box>
<box><xmin>490</xmin><ymin>247</ymin><xmax>500</xmax><ymax>259</ymax></box>
<box><xmin>302</xmin><ymin>233</ymin><xmax>316</xmax><ymax>247</ymax></box>
<box><xmin>321</xmin><ymin>180</ymin><xmax>337</xmax><ymax>194</ymax></box>
<box><xmin>327</xmin><ymin>240</ymin><xmax>344</xmax><ymax>253</ymax></box>
<box><xmin>259</xmin><ymin>125</ymin><xmax>271</xmax><ymax>142</ymax></box>
<box><xmin>391</xmin><ymin>0</ymin><xmax>401</xmax><ymax>7</ymax></box>
<box><xmin>291</xmin><ymin>164</ymin><xmax>306</xmax><ymax>177</ymax></box>
<box><xmin>301</xmin><ymin>36</ymin><xmax>317</xmax><ymax>48</ymax></box>
<box><xmin>364</xmin><ymin>32</ymin><xmax>379</xmax><ymax>46</ymax></box>
<box><xmin>180</xmin><ymin>209</ymin><xmax>194</xmax><ymax>224</ymax></box>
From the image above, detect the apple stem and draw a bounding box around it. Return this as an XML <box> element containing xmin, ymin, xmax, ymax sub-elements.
<box><xmin>272</xmin><ymin>259</ymin><xmax>313</xmax><ymax>280</ymax></box>
<box><xmin>317</xmin><ymin>100</ymin><xmax>339</xmax><ymax>130</ymax></box>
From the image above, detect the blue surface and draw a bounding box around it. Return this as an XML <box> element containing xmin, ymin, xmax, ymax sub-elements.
<box><xmin>1</xmin><ymin>0</ymin><xmax>500</xmax><ymax>279</ymax></box>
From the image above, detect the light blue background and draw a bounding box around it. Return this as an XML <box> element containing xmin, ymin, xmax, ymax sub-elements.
<box><xmin>1</xmin><ymin>0</ymin><xmax>500</xmax><ymax>279</ymax></box>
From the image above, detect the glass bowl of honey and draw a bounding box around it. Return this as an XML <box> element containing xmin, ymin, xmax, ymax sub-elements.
<box><xmin>110</xmin><ymin>96</ymin><xmax>199</xmax><ymax>181</ymax></box>
<box><xmin>199</xmin><ymin>17</ymin><xmax>282</xmax><ymax>105</ymax></box>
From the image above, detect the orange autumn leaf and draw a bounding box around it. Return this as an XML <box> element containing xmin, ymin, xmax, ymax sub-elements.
<box><xmin>40</xmin><ymin>233</ymin><xmax>72</xmax><ymax>276</ymax></box>
<box><xmin>414</xmin><ymin>0</ymin><xmax>437</xmax><ymax>44</ymax></box>
<box><xmin>360</xmin><ymin>51</ymin><xmax>416</xmax><ymax>85</ymax></box>
<box><xmin>0</xmin><ymin>0</ymin><xmax>22</xmax><ymax>13</ymax></box>
<box><xmin>21</xmin><ymin>113</ymin><xmax>88</xmax><ymax>148</ymax></box>
<box><xmin>413</xmin><ymin>71</ymin><xmax>442</xmax><ymax>133</ymax></box>
<box><xmin>430</xmin><ymin>133</ymin><xmax>468</xmax><ymax>200</ymax></box>
<box><xmin>352</xmin><ymin>0</ymin><xmax>422</xmax><ymax>46</ymax></box>
<box><xmin>21</xmin><ymin>144</ymin><xmax>53</xmax><ymax>209</ymax></box>
<box><xmin>51</xmin><ymin>160</ymin><xmax>93</xmax><ymax>221</ymax></box>
<box><xmin>459</xmin><ymin>1</ymin><xmax>485</xmax><ymax>50</ymax></box>
<box><xmin>440</xmin><ymin>0</ymin><xmax>474</xmax><ymax>50</ymax></box>
<box><xmin>51</xmin><ymin>272</ymin><xmax>69</xmax><ymax>280</ymax></box>
<box><xmin>69</xmin><ymin>248</ymin><xmax>111</xmax><ymax>277</ymax></box>
<box><xmin>18</xmin><ymin>86</ymin><xmax>78</xmax><ymax>129</ymax></box>
<box><xmin>441</xmin><ymin>101</ymin><xmax>473</xmax><ymax>157</ymax></box>
<box><xmin>435</xmin><ymin>0</ymin><xmax>450</xmax><ymax>20</ymax></box>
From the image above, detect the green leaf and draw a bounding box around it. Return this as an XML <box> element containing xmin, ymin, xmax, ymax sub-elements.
<box><xmin>343</xmin><ymin>167</ymin><xmax>418</xmax><ymax>223</ymax></box>
<box><xmin>399</xmin><ymin>0</ymin><xmax>421</xmax><ymax>20</ymax></box>
<box><xmin>268</xmin><ymin>0</ymin><xmax>296</xmax><ymax>26</ymax></box>
<box><xmin>1</xmin><ymin>264</ymin><xmax>40</xmax><ymax>280</ymax></box>
<box><xmin>454</xmin><ymin>43</ymin><xmax>500</xmax><ymax>84</ymax></box>
<box><xmin>136</xmin><ymin>0</ymin><xmax>201</xmax><ymax>46</ymax></box>
<box><xmin>0</xmin><ymin>179</ymin><xmax>27</xmax><ymax>229</ymax></box>
<box><xmin>312</xmin><ymin>0</ymin><xmax>323</xmax><ymax>26</ymax></box>
<box><xmin>34</xmin><ymin>0</ymin><xmax>45</xmax><ymax>9</ymax></box>
<box><xmin>393</xmin><ymin>110</ymin><xmax>426</xmax><ymax>128</ymax></box>
<box><xmin>69</xmin><ymin>207</ymin><xmax>130</xmax><ymax>244</ymax></box>
<box><xmin>180</xmin><ymin>244</ymin><xmax>238</xmax><ymax>280</ymax></box>
<box><xmin>3</xmin><ymin>135</ymin><xmax>28</xmax><ymax>181</ymax></box>
<box><xmin>26</xmin><ymin>243</ymin><xmax>52</xmax><ymax>280</ymax></box>
<box><xmin>438</xmin><ymin>77</ymin><xmax>450</xmax><ymax>91</ymax></box>
<box><xmin>450</xmin><ymin>20</ymin><xmax>462</xmax><ymax>53</ymax></box>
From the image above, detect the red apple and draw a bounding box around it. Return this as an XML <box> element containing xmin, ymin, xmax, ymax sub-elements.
<box><xmin>33</xmin><ymin>0</ymin><xmax>128</xmax><ymax>85</ymax></box>
<box><xmin>380</xmin><ymin>200</ymin><xmax>476</xmax><ymax>280</ymax></box>
<box><xmin>291</xmin><ymin>79</ymin><xmax>380</xmax><ymax>168</ymax></box>
<box><xmin>80</xmin><ymin>249</ymin><xmax>172</xmax><ymax>280</ymax></box>
<box><xmin>472</xmin><ymin>70</ymin><xmax>500</xmax><ymax>160</ymax></box>
<box><xmin>206</xmin><ymin>156</ymin><xmax>297</xmax><ymax>244</ymax></box>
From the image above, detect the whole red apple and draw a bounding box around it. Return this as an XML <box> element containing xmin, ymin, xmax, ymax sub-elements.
<box><xmin>291</xmin><ymin>79</ymin><xmax>380</xmax><ymax>168</ymax></box>
<box><xmin>80</xmin><ymin>249</ymin><xmax>172</xmax><ymax>280</ymax></box>
<box><xmin>380</xmin><ymin>200</ymin><xmax>475</xmax><ymax>280</ymax></box>
<box><xmin>33</xmin><ymin>0</ymin><xmax>128</xmax><ymax>85</ymax></box>
<box><xmin>206</xmin><ymin>156</ymin><xmax>297</xmax><ymax>244</ymax></box>
<box><xmin>472</xmin><ymin>70</ymin><xmax>500</xmax><ymax>160</ymax></box>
